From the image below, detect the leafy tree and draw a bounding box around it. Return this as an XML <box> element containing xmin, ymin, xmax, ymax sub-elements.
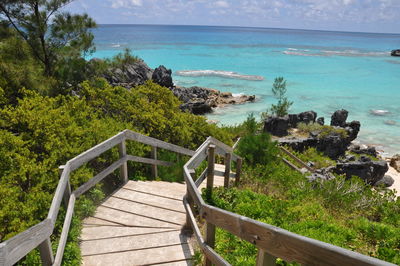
<box><xmin>0</xmin><ymin>0</ymin><xmax>96</xmax><ymax>80</ymax></box>
<box><xmin>270</xmin><ymin>77</ymin><xmax>293</xmax><ymax>117</ymax></box>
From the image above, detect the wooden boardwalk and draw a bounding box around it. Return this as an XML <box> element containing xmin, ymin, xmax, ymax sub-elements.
<box><xmin>80</xmin><ymin>164</ymin><xmax>230</xmax><ymax>266</ymax></box>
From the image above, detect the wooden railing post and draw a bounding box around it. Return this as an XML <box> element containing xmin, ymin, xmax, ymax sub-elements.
<box><xmin>224</xmin><ymin>153</ymin><xmax>231</xmax><ymax>188</ymax></box>
<box><xmin>38</xmin><ymin>237</ymin><xmax>54</xmax><ymax>266</ymax></box>
<box><xmin>151</xmin><ymin>146</ymin><xmax>158</xmax><ymax>179</ymax></box>
<box><xmin>59</xmin><ymin>165</ymin><xmax>71</xmax><ymax>208</ymax></box>
<box><xmin>205</xmin><ymin>145</ymin><xmax>216</xmax><ymax>266</ymax></box>
<box><xmin>206</xmin><ymin>145</ymin><xmax>215</xmax><ymax>200</ymax></box>
<box><xmin>118</xmin><ymin>140</ymin><xmax>128</xmax><ymax>183</ymax></box>
<box><xmin>235</xmin><ymin>158</ymin><xmax>242</xmax><ymax>186</ymax></box>
<box><xmin>256</xmin><ymin>249</ymin><xmax>277</xmax><ymax>266</ymax></box>
<box><xmin>184</xmin><ymin>170</ymin><xmax>196</xmax><ymax>234</ymax></box>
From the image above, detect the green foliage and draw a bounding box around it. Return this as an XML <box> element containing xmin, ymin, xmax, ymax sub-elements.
<box><xmin>106</xmin><ymin>48</ymin><xmax>140</xmax><ymax>69</ymax></box>
<box><xmin>285</xmin><ymin>146</ymin><xmax>336</xmax><ymax>169</ymax></box>
<box><xmin>0</xmin><ymin>80</ymin><xmax>232</xmax><ymax>264</ymax></box>
<box><xmin>297</xmin><ymin>122</ymin><xmax>348</xmax><ymax>139</ymax></box>
<box><xmin>269</xmin><ymin>77</ymin><xmax>293</xmax><ymax>117</ymax></box>
<box><xmin>0</xmin><ymin>28</ymin><xmax>54</xmax><ymax>102</ymax></box>
<box><xmin>0</xmin><ymin>1</ymin><xmax>96</xmax><ymax>78</ymax></box>
<box><xmin>236</xmin><ymin>133</ymin><xmax>279</xmax><ymax>166</ymax></box>
<box><xmin>204</xmin><ymin>156</ymin><xmax>400</xmax><ymax>264</ymax></box>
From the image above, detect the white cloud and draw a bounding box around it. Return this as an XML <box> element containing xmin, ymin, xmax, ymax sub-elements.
<box><xmin>110</xmin><ymin>0</ymin><xmax>142</xmax><ymax>9</ymax></box>
<box><xmin>214</xmin><ymin>1</ymin><xmax>229</xmax><ymax>8</ymax></box>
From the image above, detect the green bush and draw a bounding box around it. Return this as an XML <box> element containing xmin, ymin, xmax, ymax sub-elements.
<box><xmin>236</xmin><ymin>133</ymin><xmax>278</xmax><ymax>166</ymax></box>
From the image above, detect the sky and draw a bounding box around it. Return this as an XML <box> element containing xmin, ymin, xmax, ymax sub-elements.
<box><xmin>66</xmin><ymin>0</ymin><xmax>400</xmax><ymax>33</ymax></box>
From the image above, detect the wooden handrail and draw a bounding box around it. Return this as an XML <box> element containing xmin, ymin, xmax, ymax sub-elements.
<box><xmin>0</xmin><ymin>130</ymin><xmax>195</xmax><ymax>266</ymax></box>
<box><xmin>1</xmin><ymin>130</ymin><xmax>395</xmax><ymax>266</ymax></box>
<box><xmin>183</xmin><ymin>139</ymin><xmax>394</xmax><ymax>266</ymax></box>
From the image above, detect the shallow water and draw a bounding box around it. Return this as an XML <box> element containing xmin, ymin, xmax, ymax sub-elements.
<box><xmin>91</xmin><ymin>25</ymin><xmax>400</xmax><ymax>156</ymax></box>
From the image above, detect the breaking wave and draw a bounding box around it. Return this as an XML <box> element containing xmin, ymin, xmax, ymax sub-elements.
<box><xmin>283</xmin><ymin>48</ymin><xmax>389</xmax><ymax>57</ymax></box>
<box><xmin>370</xmin><ymin>109</ymin><xmax>390</xmax><ymax>116</ymax></box>
<box><xmin>175</xmin><ymin>70</ymin><xmax>264</xmax><ymax>81</ymax></box>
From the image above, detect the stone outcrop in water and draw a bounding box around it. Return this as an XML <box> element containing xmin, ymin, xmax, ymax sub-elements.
<box><xmin>152</xmin><ymin>65</ymin><xmax>173</xmax><ymax>88</ymax></box>
<box><xmin>96</xmin><ymin>59</ymin><xmax>255</xmax><ymax>114</ymax></box>
<box><xmin>172</xmin><ymin>86</ymin><xmax>255</xmax><ymax>115</ymax></box>
<box><xmin>391</xmin><ymin>49</ymin><xmax>400</xmax><ymax>56</ymax></box>
<box><xmin>101</xmin><ymin>59</ymin><xmax>154</xmax><ymax>88</ymax></box>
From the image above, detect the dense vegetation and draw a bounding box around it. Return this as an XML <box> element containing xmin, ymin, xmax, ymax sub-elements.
<box><xmin>202</xmin><ymin>117</ymin><xmax>400</xmax><ymax>265</ymax></box>
<box><xmin>1</xmin><ymin>3</ymin><xmax>399</xmax><ymax>265</ymax></box>
<box><xmin>0</xmin><ymin>16</ymin><xmax>231</xmax><ymax>264</ymax></box>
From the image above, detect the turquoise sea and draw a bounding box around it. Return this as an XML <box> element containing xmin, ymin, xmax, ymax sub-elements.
<box><xmin>90</xmin><ymin>24</ymin><xmax>400</xmax><ymax>156</ymax></box>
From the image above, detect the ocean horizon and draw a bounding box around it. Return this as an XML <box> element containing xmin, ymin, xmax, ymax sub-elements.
<box><xmin>89</xmin><ymin>24</ymin><xmax>400</xmax><ymax>156</ymax></box>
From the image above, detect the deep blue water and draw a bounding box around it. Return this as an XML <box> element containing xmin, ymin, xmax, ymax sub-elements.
<box><xmin>90</xmin><ymin>24</ymin><xmax>400</xmax><ymax>156</ymax></box>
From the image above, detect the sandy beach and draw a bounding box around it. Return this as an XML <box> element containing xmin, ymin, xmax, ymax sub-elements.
<box><xmin>387</xmin><ymin>165</ymin><xmax>400</xmax><ymax>198</ymax></box>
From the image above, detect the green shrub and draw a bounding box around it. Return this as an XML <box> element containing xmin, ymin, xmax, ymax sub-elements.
<box><xmin>297</xmin><ymin>122</ymin><xmax>348</xmax><ymax>139</ymax></box>
<box><xmin>237</xmin><ymin>133</ymin><xmax>278</xmax><ymax>166</ymax></box>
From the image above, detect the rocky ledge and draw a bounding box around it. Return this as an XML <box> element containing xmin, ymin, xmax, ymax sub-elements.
<box><xmin>94</xmin><ymin>59</ymin><xmax>255</xmax><ymax>114</ymax></box>
<box><xmin>172</xmin><ymin>86</ymin><xmax>255</xmax><ymax>115</ymax></box>
<box><xmin>265</xmin><ymin>109</ymin><xmax>392</xmax><ymax>186</ymax></box>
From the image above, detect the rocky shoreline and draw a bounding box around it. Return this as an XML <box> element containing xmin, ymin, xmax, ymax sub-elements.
<box><xmin>264</xmin><ymin>109</ymin><xmax>400</xmax><ymax>189</ymax></box>
<box><xmin>96</xmin><ymin>59</ymin><xmax>255</xmax><ymax>114</ymax></box>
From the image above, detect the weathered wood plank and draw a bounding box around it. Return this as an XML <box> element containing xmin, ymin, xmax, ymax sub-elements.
<box><xmin>195</xmin><ymin>168</ymin><xmax>208</xmax><ymax>188</ymax></box>
<box><xmin>224</xmin><ymin>153</ymin><xmax>232</xmax><ymax>188</ymax></box>
<box><xmin>73</xmin><ymin>156</ymin><xmax>127</xmax><ymax>198</ymax></box>
<box><xmin>256</xmin><ymin>249</ymin><xmax>277</xmax><ymax>266</ymax></box>
<box><xmin>118</xmin><ymin>141</ymin><xmax>128</xmax><ymax>183</ymax></box>
<box><xmin>124</xmin><ymin>130</ymin><xmax>195</xmax><ymax>156</ymax></box>
<box><xmin>183</xmin><ymin>198</ymin><xmax>229</xmax><ymax>266</ymax></box>
<box><xmin>47</xmin><ymin>163</ymin><xmax>71</xmax><ymax>223</ymax></box>
<box><xmin>68</xmin><ymin>132</ymin><xmax>125</xmax><ymax>171</ymax></box>
<box><xmin>202</xmin><ymin>204</ymin><xmax>394</xmax><ymax>266</ymax></box>
<box><xmin>235</xmin><ymin>158</ymin><xmax>242</xmax><ymax>186</ymax></box>
<box><xmin>206</xmin><ymin>145</ymin><xmax>216</xmax><ymax>198</ymax></box>
<box><xmin>184</xmin><ymin>169</ymin><xmax>204</xmax><ymax>207</ymax></box>
<box><xmin>280</xmin><ymin>146</ymin><xmax>314</xmax><ymax>172</ymax></box>
<box><xmin>151</xmin><ymin>146</ymin><xmax>158</xmax><ymax>179</ymax></box>
<box><xmin>126</xmin><ymin>155</ymin><xmax>174</xmax><ymax>167</ymax></box>
<box><xmin>59</xmin><ymin>165</ymin><xmax>71</xmax><ymax>208</ymax></box>
<box><xmin>38</xmin><ymin>238</ymin><xmax>54</xmax><ymax>266</ymax></box>
<box><xmin>2</xmin><ymin>219</ymin><xmax>52</xmax><ymax>266</ymax></box>
<box><xmin>209</xmin><ymin>137</ymin><xmax>241</xmax><ymax>161</ymax></box>
<box><xmin>53</xmin><ymin>194</ymin><xmax>76</xmax><ymax>266</ymax></box>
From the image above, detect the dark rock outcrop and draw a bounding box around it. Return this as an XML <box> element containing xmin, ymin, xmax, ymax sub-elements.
<box><xmin>102</xmin><ymin>59</ymin><xmax>154</xmax><ymax>88</ymax></box>
<box><xmin>299</xmin><ymin>111</ymin><xmax>317</xmax><ymax>124</ymax></box>
<box><xmin>317</xmin><ymin>134</ymin><xmax>349</xmax><ymax>159</ymax></box>
<box><xmin>333</xmin><ymin>159</ymin><xmax>388</xmax><ymax>185</ymax></box>
<box><xmin>349</xmin><ymin>144</ymin><xmax>378</xmax><ymax>158</ymax></box>
<box><xmin>374</xmin><ymin>175</ymin><xmax>395</xmax><ymax>187</ymax></box>
<box><xmin>152</xmin><ymin>65</ymin><xmax>173</xmax><ymax>88</ymax></box>
<box><xmin>345</xmin><ymin>120</ymin><xmax>361</xmax><ymax>142</ymax></box>
<box><xmin>279</xmin><ymin>137</ymin><xmax>318</xmax><ymax>152</ymax></box>
<box><xmin>316</xmin><ymin>117</ymin><xmax>325</xmax><ymax>125</ymax></box>
<box><xmin>172</xmin><ymin>86</ymin><xmax>255</xmax><ymax>115</ymax></box>
<box><xmin>331</xmin><ymin>109</ymin><xmax>348</xmax><ymax>127</ymax></box>
<box><xmin>264</xmin><ymin>116</ymin><xmax>290</xmax><ymax>137</ymax></box>
<box><xmin>391</xmin><ymin>49</ymin><xmax>400</xmax><ymax>56</ymax></box>
<box><xmin>390</xmin><ymin>154</ymin><xmax>400</xmax><ymax>172</ymax></box>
